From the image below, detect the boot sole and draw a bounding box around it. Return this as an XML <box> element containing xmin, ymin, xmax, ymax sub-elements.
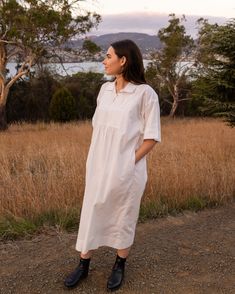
<box><xmin>106</xmin><ymin>276</ymin><xmax>124</xmax><ymax>292</ymax></box>
<box><xmin>107</xmin><ymin>283</ymin><xmax>122</xmax><ymax>292</ymax></box>
<box><xmin>64</xmin><ymin>272</ymin><xmax>88</xmax><ymax>289</ymax></box>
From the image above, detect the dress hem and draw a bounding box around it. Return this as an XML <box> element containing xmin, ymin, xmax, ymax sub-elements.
<box><xmin>75</xmin><ymin>236</ymin><xmax>135</xmax><ymax>254</ymax></box>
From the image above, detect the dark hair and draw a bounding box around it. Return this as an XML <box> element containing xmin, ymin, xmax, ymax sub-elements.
<box><xmin>110</xmin><ymin>39</ymin><xmax>147</xmax><ymax>84</ymax></box>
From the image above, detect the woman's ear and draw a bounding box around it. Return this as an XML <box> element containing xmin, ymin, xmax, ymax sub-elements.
<box><xmin>121</xmin><ymin>56</ymin><xmax>127</xmax><ymax>66</ymax></box>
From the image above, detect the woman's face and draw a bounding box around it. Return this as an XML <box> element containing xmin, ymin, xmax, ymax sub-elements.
<box><xmin>102</xmin><ymin>46</ymin><xmax>126</xmax><ymax>76</ymax></box>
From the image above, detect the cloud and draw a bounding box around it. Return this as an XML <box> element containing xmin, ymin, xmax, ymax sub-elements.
<box><xmin>87</xmin><ymin>12</ymin><xmax>230</xmax><ymax>38</ymax></box>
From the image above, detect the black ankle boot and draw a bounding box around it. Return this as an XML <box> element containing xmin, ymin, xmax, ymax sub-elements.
<box><xmin>64</xmin><ymin>257</ymin><xmax>91</xmax><ymax>288</ymax></box>
<box><xmin>107</xmin><ymin>254</ymin><xmax>126</xmax><ymax>292</ymax></box>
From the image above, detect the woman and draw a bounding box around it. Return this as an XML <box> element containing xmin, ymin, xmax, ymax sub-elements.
<box><xmin>64</xmin><ymin>39</ymin><xmax>161</xmax><ymax>292</ymax></box>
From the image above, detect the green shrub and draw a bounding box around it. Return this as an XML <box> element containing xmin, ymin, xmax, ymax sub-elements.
<box><xmin>49</xmin><ymin>87</ymin><xmax>77</xmax><ymax>122</ymax></box>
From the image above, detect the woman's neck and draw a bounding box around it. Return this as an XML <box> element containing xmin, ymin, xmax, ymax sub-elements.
<box><xmin>115</xmin><ymin>75</ymin><xmax>129</xmax><ymax>93</ymax></box>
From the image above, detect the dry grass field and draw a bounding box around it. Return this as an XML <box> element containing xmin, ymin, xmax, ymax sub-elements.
<box><xmin>0</xmin><ymin>117</ymin><xmax>234</xmax><ymax>239</ymax></box>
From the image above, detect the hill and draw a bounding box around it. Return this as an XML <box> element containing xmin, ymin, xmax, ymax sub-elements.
<box><xmin>65</xmin><ymin>32</ymin><xmax>161</xmax><ymax>55</ymax></box>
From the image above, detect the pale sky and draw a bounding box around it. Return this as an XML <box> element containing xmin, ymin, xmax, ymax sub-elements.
<box><xmin>80</xmin><ymin>0</ymin><xmax>235</xmax><ymax>18</ymax></box>
<box><xmin>78</xmin><ymin>0</ymin><xmax>234</xmax><ymax>37</ymax></box>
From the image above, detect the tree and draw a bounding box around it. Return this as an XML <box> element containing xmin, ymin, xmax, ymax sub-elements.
<box><xmin>7</xmin><ymin>68</ymin><xmax>59</xmax><ymax>122</ymax></box>
<box><xmin>0</xmin><ymin>0</ymin><xmax>101</xmax><ymax>130</ymax></box>
<box><xmin>146</xmin><ymin>14</ymin><xmax>195</xmax><ymax>117</ymax></box>
<box><xmin>63</xmin><ymin>71</ymin><xmax>104</xmax><ymax>119</ymax></box>
<box><xmin>6</xmin><ymin>71</ymin><xmax>104</xmax><ymax>123</ymax></box>
<box><xmin>49</xmin><ymin>87</ymin><xmax>77</xmax><ymax>122</ymax></box>
<box><xmin>82</xmin><ymin>38</ymin><xmax>101</xmax><ymax>59</ymax></box>
<box><xmin>193</xmin><ymin>18</ymin><xmax>235</xmax><ymax>127</ymax></box>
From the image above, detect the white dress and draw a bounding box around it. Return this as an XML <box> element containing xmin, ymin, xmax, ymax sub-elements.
<box><xmin>75</xmin><ymin>80</ymin><xmax>161</xmax><ymax>254</ymax></box>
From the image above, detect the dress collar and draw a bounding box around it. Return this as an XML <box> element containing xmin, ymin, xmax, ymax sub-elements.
<box><xmin>105</xmin><ymin>81</ymin><xmax>138</xmax><ymax>93</ymax></box>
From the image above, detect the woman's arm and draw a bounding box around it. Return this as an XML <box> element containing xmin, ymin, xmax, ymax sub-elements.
<box><xmin>135</xmin><ymin>139</ymin><xmax>158</xmax><ymax>164</ymax></box>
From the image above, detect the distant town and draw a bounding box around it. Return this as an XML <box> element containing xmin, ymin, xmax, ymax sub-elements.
<box><xmin>45</xmin><ymin>32</ymin><xmax>163</xmax><ymax>63</ymax></box>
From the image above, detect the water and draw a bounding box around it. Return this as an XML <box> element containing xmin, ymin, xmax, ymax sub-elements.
<box><xmin>6</xmin><ymin>60</ymin><xmax>152</xmax><ymax>78</ymax></box>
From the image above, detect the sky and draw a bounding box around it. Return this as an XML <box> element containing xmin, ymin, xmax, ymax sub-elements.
<box><xmin>78</xmin><ymin>0</ymin><xmax>234</xmax><ymax>37</ymax></box>
<box><xmin>80</xmin><ymin>0</ymin><xmax>235</xmax><ymax>17</ymax></box>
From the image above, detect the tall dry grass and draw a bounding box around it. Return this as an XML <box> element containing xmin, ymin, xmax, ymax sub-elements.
<box><xmin>146</xmin><ymin>117</ymin><xmax>234</xmax><ymax>214</ymax></box>
<box><xmin>0</xmin><ymin>117</ymin><xmax>234</xmax><ymax>238</ymax></box>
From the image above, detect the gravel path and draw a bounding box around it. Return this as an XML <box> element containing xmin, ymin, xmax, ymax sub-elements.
<box><xmin>0</xmin><ymin>202</ymin><xmax>234</xmax><ymax>294</ymax></box>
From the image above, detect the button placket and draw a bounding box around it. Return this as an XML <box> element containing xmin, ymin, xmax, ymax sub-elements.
<box><xmin>113</xmin><ymin>93</ymin><xmax>119</xmax><ymax>103</ymax></box>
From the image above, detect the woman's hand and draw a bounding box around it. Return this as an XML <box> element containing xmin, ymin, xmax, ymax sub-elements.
<box><xmin>135</xmin><ymin>139</ymin><xmax>158</xmax><ymax>164</ymax></box>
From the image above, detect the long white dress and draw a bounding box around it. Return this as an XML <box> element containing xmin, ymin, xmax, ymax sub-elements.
<box><xmin>75</xmin><ymin>80</ymin><xmax>161</xmax><ymax>254</ymax></box>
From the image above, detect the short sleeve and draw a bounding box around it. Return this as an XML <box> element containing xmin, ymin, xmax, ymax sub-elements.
<box><xmin>141</xmin><ymin>86</ymin><xmax>161</xmax><ymax>142</ymax></box>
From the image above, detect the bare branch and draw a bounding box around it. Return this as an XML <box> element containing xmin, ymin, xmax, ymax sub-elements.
<box><xmin>6</xmin><ymin>53</ymin><xmax>35</xmax><ymax>90</ymax></box>
<box><xmin>178</xmin><ymin>98</ymin><xmax>192</xmax><ymax>102</ymax></box>
<box><xmin>0</xmin><ymin>39</ymin><xmax>25</xmax><ymax>52</ymax></box>
<box><xmin>0</xmin><ymin>70</ymin><xmax>5</xmax><ymax>83</ymax></box>
<box><xmin>163</xmin><ymin>98</ymin><xmax>173</xmax><ymax>105</ymax></box>
<box><xmin>7</xmin><ymin>48</ymin><xmax>23</xmax><ymax>61</ymax></box>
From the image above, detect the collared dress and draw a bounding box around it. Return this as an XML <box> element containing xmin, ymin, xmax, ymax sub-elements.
<box><xmin>75</xmin><ymin>80</ymin><xmax>161</xmax><ymax>254</ymax></box>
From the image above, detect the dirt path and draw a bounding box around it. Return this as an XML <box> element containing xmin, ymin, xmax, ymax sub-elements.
<box><xmin>0</xmin><ymin>203</ymin><xmax>234</xmax><ymax>294</ymax></box>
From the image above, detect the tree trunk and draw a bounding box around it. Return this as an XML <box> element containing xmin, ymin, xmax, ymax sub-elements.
<box><xmin>0</xmin><ymin>103</ymin><xmax>8</xmax><ymax>131</ymax></box>
<box><xmin>169</xmin><ymin>84</ymin><xmax>179</xmax><ymax>117</ymax></box>
<box><xmin>0</xmin><ymin>85</ymin><xmax>9</xmax><ymax>131</ymax></box>
<box><xmin>169</xmin><ymin>98</ymin><xmax>178</xmax><ymax>117</ymax></box>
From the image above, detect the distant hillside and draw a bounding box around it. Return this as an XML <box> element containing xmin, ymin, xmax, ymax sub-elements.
<box><xmin>65</xmin><ymin>32</ymin><xmax>161</xmax><ymax>54</ymax></box>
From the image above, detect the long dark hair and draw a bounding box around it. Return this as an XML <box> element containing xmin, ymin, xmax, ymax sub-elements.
<box><xmin>110</xmin><ymin>39</ymin><xmax>147</xmax><ymax>85</ymax></box>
